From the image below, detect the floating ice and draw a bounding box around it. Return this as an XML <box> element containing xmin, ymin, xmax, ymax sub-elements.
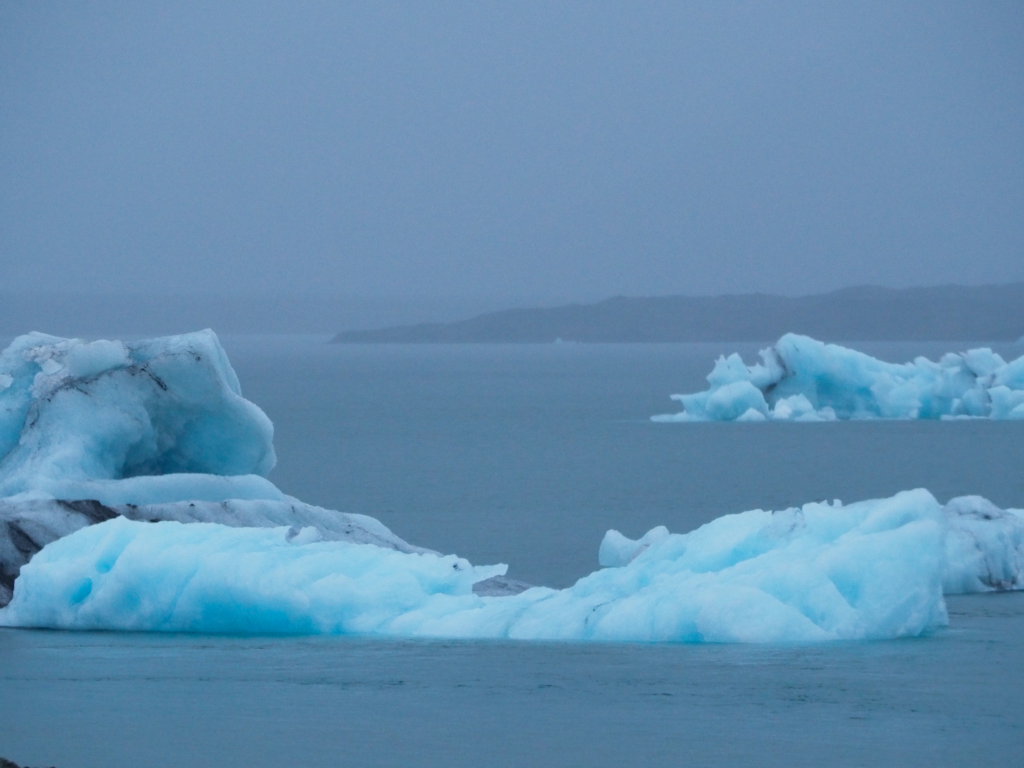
<box><xmin>942</xmin><ymin>496</ymin><xmax>1024</xmax><ymax>593</ymax></box>
<box><xmin>2</xmin><ymin>332</ymin><xmax>1023</xmax><ymax>643</ymax></box>
<box><xmin>0</xmin><ymin>331</ymin><xmax>276</xmax><ymax>501</ymax></box>
<box><xmin>0</xmin><ymin>329</ymin><xmax>295</xmax><ymax>605</ymax></box>
<box><xmin>5</xmin><ymin>489</ymin><xmax>1022</xmax><ymax>642</ymax></box>
<box><xmin>0</xmin><ymin>496</ymin><xmax>433</xmax><ymax>607</ymax></box>
<box><xmin>0</xmin><ymin>517</ymin><xmax>505</xmax><ymax>635</ymax></box>
<box><xmin>652</xmin><ymin>334</ymin><xmax>1024</xmax><ymax>422</ymax></box>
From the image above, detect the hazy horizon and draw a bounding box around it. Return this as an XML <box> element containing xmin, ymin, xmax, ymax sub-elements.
<box><xmin>3</xmin><ymin>1</ymin><xmax>1022</xmax><ymax>304</ymax></box>
<box><xmin>3</xmin><ymin>280</ymin><xmax>1023</xmax><ymax>338</ymax></box>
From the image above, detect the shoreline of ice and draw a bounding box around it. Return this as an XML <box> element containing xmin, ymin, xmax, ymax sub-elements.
<box><xmin>0</xmin><ymin>330</ymin><xmax>1022</xmax><ymax>643</ymax></box>
<box><xmin>652</xmin><ymin>334</ymin><xmax>1024</xmax><ymax>422</ymax></box>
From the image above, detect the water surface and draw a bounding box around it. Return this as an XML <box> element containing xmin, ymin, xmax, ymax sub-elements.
<box><xmin>2</xmin><ymin>593</ymin><xmax>1022</xmax><ymax>768</ymax></box>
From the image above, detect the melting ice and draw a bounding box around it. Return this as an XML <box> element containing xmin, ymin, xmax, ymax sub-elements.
<box><xmin>0</xmin><ymin>331</ymin><xmax>1023</xmax><ymax>643</ymax></box>
<box><xmin>652</xmin><ymin>334</ymin><xmax>1024</xmax><ymax>422</ymax></box>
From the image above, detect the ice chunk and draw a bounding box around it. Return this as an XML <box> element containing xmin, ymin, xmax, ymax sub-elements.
<box><xmin>0</xmin><ymin>495</ymin><xmax>434</xmax><ymax>607</ymax></box>
<box><xmin>988</xmin><ymin>386</ymin><xmax>1024</xmax><ymax>420</ymax></box>
<box><xmin>771</xmin><ymin>394</ymin><xmax>812</xmax><ymax>420</ymax></box>
<box><xmin>735</xmin><ymin>407</ymin><xmax>767</xmax><ymax>422</ymax></box>
<box><xmin>942</xmin><ymin>496</ymin><xmax>1024</xmax><ymax>593</ymax></box>
<box><xmin>653</xmin><ymin>334</ymin><xmax>1024</xmax><ymax>421</ymax></box>
<box><xmin>0</xmin><ymin>517</ymin><xmax>505</xmax><ymax>634</ymax></box>
<box><xmin>11</xmin><ymin>489</ymin><xmax>1015</xmax><ymax>643</ymax></box>
<box><xmin>707</xmin><ymin>381</ymin><xmax>768</xmax><ymax>420</ymax></box>
<box><xmin>0</xmin><ymin>331</ymin><xmax>276</xmax><ymax>500</ymax></box>
<box><xmin>64</xmin><ymin>339</ymin><xmax>129</xmax><ymax>379</ymax></box>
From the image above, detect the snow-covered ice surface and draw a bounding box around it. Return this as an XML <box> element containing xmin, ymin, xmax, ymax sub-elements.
<box><xmin>1</xmin><ymin>331</ymin><xmax>1024</xmax><ymax>643</ymax></box>
<box><xmin>652</xmin><ymin>333</ymin><xmax>1024</xmax><ymax>422</ymax></box>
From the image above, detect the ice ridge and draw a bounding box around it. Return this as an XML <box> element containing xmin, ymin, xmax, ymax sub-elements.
<box><xmin>652</xmin><ymin>333</ymin><xmax>1024</xmax><ymax>422</ymax></box>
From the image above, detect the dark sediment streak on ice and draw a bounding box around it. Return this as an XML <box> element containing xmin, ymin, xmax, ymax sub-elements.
<box><xmin>472</xmin><ymin>575</ymin><xmax>533</xmax><ymax>596</ymax></box>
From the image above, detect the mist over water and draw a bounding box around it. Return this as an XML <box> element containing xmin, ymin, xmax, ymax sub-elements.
<box><xmin>0</xmin><ymin>293</ymin><xmax>530</xmax><ymax>337</ymax></box>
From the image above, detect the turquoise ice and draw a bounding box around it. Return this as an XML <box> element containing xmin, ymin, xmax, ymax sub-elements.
<box><xmin>653</xmin><ymin>334</ymin><xmax>1024</xmax><ymax>422</ymax></box>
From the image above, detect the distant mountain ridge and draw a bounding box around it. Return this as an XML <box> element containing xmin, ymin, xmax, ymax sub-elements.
<box><xmin>332</xmin><ymin>284</ymin><xmax>1024</xmax><ymax>343</ymax></box>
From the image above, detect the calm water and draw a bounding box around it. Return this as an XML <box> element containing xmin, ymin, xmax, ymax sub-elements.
<box><xmin>3</xmin><ymin>337</ymin><xmax>1024</xmax><ymax>767</ymax></box>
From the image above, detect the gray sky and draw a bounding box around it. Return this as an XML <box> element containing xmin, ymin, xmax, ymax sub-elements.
<box><xmin>1</xmin><ymin>1</ymin><xmax>1022</xmax><ymax>302</ymax></box>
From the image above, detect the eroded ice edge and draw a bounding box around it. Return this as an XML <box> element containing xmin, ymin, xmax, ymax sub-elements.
<box><xmin>0</xmin><ymin>332</ymin><xmax>1022</xmax><ymax>643</ymax></box>
<box><xmin>652</xmin><ymin>333</ymin><xmax>1024</xmax><ymax>422</ymax></box>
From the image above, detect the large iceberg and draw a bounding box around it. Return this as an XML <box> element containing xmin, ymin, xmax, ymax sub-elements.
<box><xmin>1</xmin><ymin>331</ymin><xmax>1023</xmax><ymax>643</ymax></box>
<box><xmin>652</xmin><ymin>334</ymin><xmax>1024</xmax><ymax>422</ymax></box>
<box><xmin>3</xmin><ymin>490</ymin><xmax>1024</xmax><ymax>642</ymax></box>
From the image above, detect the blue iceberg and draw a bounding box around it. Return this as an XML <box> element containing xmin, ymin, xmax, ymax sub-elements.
<box><xmin>3</xmin><ymin>490</ymin><xmax>1023</xmax><ymax>642</ymax></box>
<box><xmin>0</xmin><ymin>331</ymin><xmax>1022</xmax><ymax>643</ymax></box>
<box><xmin>0</xmin><ymin>330</ymin><xmax>425</xmax><ymax>605</ymax></box>
<box><xmin>0</xmin><ymin>330</ymin><xmax>278</xmax><ymax>503</ymax></box>
<box><xmin>652</xmin><ymin>334</ymin><xmax>1024</xmax><ymax>422</ymax></box>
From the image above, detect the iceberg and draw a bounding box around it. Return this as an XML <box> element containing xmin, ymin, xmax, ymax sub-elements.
<box><xmin>1</xmin><ymin>331</ymin><xmax>1023</xmax><ymax>643</ymax></box>
<box><xmin>0</xmin><ymin>330</ymin><xmax>277</xmax><ymax>501</ymax></box>
<box><xmin>3</xmin><ymin>490</ymin><xmax>1024</xmax><ymax>642</ymax></box>
<box><xmin>0</xmin><ymin>330</ymin><xmax>440</xmax><ymax>606</ymax></box>
<box><xmin>652</xmin><ymin>333</ymin><xmax>1024</xmax><ymax>422</ymax></box>
<box><xmin>941</xmin><ymin>496</ymin><xmax>1024</xmax><ymax>593</ymax></box>
<box><xmin>0</xmin><ymin>518</ymin><xmax>506</xmax><ymax>635</ymax></box>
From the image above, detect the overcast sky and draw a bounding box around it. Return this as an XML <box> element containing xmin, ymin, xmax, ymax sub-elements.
<box><xmin>1</xmin><ymin>1</ymin><xmax>1022</xmax><ymax>302</ymax></box>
